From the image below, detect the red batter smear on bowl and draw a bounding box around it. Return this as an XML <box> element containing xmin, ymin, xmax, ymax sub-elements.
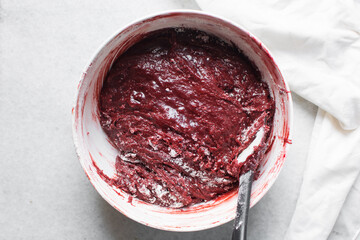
<box><xmin>99</xmin><ymin>28</ymin><xmax>274</xmax><ymax>208</ymax></box>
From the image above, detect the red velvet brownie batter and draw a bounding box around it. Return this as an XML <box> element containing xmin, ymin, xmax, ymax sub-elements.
<box><xmin>99</xmin><ymin>28</ymin><xmax>274</xmax><ymax>208</ymax></box>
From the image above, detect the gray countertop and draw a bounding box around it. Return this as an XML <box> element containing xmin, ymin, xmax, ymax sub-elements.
<box><xmin>0</xmin><ymin>0</ymin><xmax>317</xmax><ymax>239</ymax></box>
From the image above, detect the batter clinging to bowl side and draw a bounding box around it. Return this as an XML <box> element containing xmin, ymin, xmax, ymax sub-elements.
<box><xmin>99</xmin><ymin>28</ymin><xmax>275</xmax><ymax>208</ymax></box>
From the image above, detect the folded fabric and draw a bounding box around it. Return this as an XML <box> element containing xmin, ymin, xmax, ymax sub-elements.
<box><xmin>329</xmin><ymin>173</ymin><xmax>360</xmax><ymax>240</ymax></box>
<box><xmin>285</xmin><ymin>109</ymin><xmax>360</xmax><ymax>239</ymax></box>
<box><xmin>195</xmin><ymin>0</ymin><xmax>360</xmax><ymax>239</ymax></box>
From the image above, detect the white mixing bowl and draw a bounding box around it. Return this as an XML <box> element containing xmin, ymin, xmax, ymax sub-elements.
<box><xmin>72</xmin><ymin>10</ymin><xmax>293</xmax><ymax>231</ymax></box>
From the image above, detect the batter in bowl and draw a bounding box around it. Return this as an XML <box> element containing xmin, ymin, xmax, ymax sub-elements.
<box><xmin>99</xmin><ymin>28</ymin><xmax>274</xmax><ymax>208</ymax></box>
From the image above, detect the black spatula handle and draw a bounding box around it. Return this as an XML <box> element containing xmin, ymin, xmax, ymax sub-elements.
<box><xmin>231</xmin><ymin>170</ymin><xmax>254</xmax><ymax>240</ymax></box>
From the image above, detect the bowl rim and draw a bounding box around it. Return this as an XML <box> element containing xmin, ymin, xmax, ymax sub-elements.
<box><xmin>72</xmin><ymin>9</ymin><xmax>293</xmax><ymax>231</ymax></box>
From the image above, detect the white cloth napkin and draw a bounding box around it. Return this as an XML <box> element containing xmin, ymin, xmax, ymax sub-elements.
<box><xmin>194</xmin><ymin>0</ymin><xmax>360</xmax><ymax>239</ymax></box>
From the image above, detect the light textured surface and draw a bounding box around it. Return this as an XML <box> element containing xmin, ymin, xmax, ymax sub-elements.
<box><xmin>0</xmin><ymin>0</ymin><xmax>317</xmax><ymax>239</ymax></box>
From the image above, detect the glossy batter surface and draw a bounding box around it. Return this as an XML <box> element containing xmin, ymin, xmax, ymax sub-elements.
<box><xmin>99</xmin><ymin>28</ymin><xmax>274</xmax><ymax>208</ymax></box>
